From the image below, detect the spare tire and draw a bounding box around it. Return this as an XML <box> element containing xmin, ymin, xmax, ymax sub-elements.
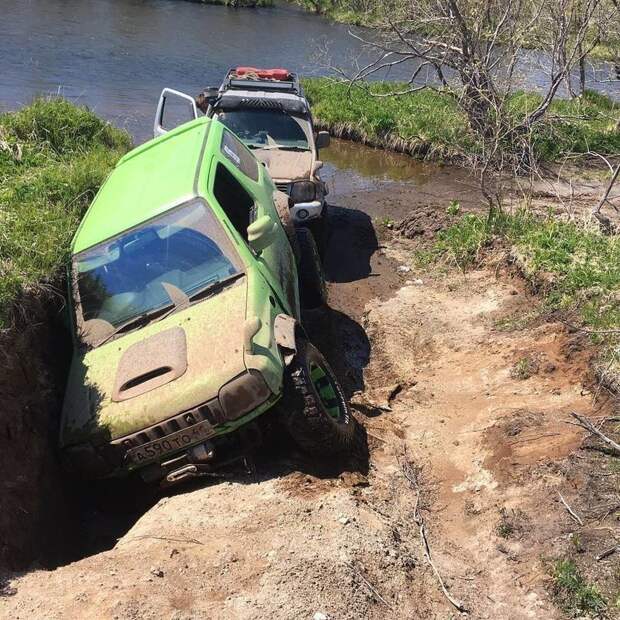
<box><xmin>296</xmin><ymin>227</ymin><xmax>326</xmax><ymax>310</ymax></box>
<box><xmin>282</xmin><ymin>339</ymin><xmax>360</xmax><ymax>455</ymax></box>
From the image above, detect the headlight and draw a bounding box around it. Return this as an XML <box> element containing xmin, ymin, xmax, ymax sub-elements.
<box><xmin>290</xmin><ymin>181</ymin><xmax>316</xmax><ymax>203</ymax></box>
<box><xmin>218</xmin><ymin>370</ymin><xmax>271</xmax><ymax>421</ymax></box>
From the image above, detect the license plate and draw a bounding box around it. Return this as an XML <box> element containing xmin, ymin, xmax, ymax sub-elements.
<box><xmin>126</xmin><ymin>420</ymin><xmax>215</xmax><ymax>466</ymax></box>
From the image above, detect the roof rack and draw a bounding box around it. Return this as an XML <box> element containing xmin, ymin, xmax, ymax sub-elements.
<box><xmin>221</xmin><ymin>67</ymin><xmax>303</xmax><ymax>97</ymax></box>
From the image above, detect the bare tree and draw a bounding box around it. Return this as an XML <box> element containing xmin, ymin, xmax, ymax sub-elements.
<box><xmin>592</xmin><ymin>155</ymin><xmax>620</xmax><ymax>231</ymax></box>
<box><xmin>335</xmin><ymin>0</ymin><xmax>617</xmax><ymax>208</ymax></box>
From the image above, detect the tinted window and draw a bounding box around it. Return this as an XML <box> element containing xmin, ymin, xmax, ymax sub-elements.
<box><xmin>213</xmin><ymin>163</ymin><xmax>256</xmax><ymax>240</ymax></box>
<box><xmin>220</xmin><ymin>129</ymin><xmax>259</xmax><ymax>182</ymax></box>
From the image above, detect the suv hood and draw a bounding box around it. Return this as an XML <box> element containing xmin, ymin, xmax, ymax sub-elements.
<box><xmin>253</xmin><ymin>149</ymin><xmax>313</xmax><ymax>182</ymax></box>
<box><xmin>61</xmin><ymin>279</ymin><xmax>247</xmax><ymax>446</ymax></box>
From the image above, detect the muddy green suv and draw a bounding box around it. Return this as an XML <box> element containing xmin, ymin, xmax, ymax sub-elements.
<box><xmin>61</xmin><ymin>116</ymin><xmax>358</xmax><ymax>485</ymax></box>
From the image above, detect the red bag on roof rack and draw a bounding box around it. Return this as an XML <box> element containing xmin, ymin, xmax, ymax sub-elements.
<box><xmin>234</xmin><ymin>67</ymin><xmax>291</xmax><ymax>81</ymax></box>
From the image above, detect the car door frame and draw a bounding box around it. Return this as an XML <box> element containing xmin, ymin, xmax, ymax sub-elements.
<box><xmin>153</xmin><ymin>88</ymin><xmax>199</xmax><ymax>138</ymax></box>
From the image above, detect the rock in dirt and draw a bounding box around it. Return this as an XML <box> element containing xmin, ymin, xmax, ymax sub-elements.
<box><xmin>396</xmin><ymin>207</ymin><xmax>453</xmax><ymax>239</ymax></box>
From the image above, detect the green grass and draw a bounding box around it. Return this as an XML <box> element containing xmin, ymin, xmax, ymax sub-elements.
<box><xmin>192</xmin><ymin>0</ymin><xmax>273</xmax><ymax>5</ymax></box>
<box><xmin>510</xmin><ymin>356</ymin><xmax>539</xmax><ymax>380</ymax></box>
<box><xmin>303</xmin><ymin>78</ymin><xmax>620</xmax><ymax>162</ymax></box>
<box><xmin>0</xmin><ymin>98</ymin><xmax>131</xmax><ymax>328</ymax></box>
<box><xmin>551</xmin><ymin>559</ymin><xmax>607</xmax><ymax>617</ymax></box>
<box><xmin>431</xmin><ymin>209</ymin><xmax>620</xmax><ymax>335</ymax></box>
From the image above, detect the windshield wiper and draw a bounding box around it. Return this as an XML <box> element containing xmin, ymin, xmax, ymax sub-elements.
<box><xmin>96</xmin><ymin>303</ymin><xmax>176</xmax><ymax>347</ymax></box>
<box><xmin>188</xmin><ymin>272</ymin><xmax>244</xmax><ymax>304</ymax></box>
<box><xmin>276</xmin><ymin>145</ymin><xmax>310</xmax><ymax>151</ymax></box>
<box><xmin>248</xmin><ymin>144</ymin><xmax>309</xmax><ymax>151</ymax></box>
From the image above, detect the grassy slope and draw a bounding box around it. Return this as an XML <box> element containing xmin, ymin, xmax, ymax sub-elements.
<box><xmin>0</xmin><ymin>98</ymin><xmax>131</xmax><ymax>328</ymax></box>
<box><xmin>431</xmin><ymin>209</ymin><xmax>620</xmax><ymax>332</ymax></box>
<box><xmin>195</xmin><ymin>0</ymin><xmax>273</xmax><ymax>5</ymax></box>
<box><xmin>303</xmin><ymin>78</ymin><xmax>620</xmax><ymax>162</ymax></box>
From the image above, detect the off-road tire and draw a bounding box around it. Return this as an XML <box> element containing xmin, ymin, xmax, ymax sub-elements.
<box><xmin>282</xmin><ymin>339</ymin><xmax>360</xmax><ymax>455</ymax></box>
<box><xmin>296</xmin><ymin>227</ymin><xmax>326</xmax><ymax>310</ymax></box>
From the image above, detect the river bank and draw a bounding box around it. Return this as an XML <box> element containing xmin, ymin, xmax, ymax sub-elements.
<box><xmin>304</xmin><ymin>78</ymin><xmax>620</xmax><ymax>163</ymax></box>
<box><xmin>288</xmin><ymin>1</ymin><xmax>620</xmax><ymax>63</ymax></box>
<box><xmin>192</xmin><ymin>0</ymin><xmax>273</xmax><ymax>5</ymax></box>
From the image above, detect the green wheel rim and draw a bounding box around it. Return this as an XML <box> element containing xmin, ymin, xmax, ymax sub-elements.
<box><xmin>310</xmin><ymin>361</ymin><xmax>343</xmax><ymax>421</ymax></box>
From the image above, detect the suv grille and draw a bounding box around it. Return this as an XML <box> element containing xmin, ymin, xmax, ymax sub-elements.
<box><xmin>275</xmin><ymin>182</ymin><xmax>291</xmax><ymax>195</ymax></box>
<box><xmin>240</xmin><ymin>98</ymin><xmax>283</xmax><ymax>110</ymax></box>
<box><xmin>110</xmin><ymin>397</ymin><xmax>226</xmax><ymax>455</ymax></box>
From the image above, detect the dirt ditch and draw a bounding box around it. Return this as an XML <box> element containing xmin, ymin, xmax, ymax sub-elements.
<box><xmin>2</xmin><ymin>153</ymin><xmax>618</xmax><ymax>619</ymax></box>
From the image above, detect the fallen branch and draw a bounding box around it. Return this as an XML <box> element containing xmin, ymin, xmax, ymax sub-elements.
<box><xmin>593</xmin><ymin>162</ymin><xmax>620</xmax><ymax>217</ymax></box>
<box><xmin>509</xmin><ymin>432</ymin><xmax>560</xmax><ymax>446</ymax></box>
<box><xmin>558</xmin><ymin>492</ymin><xmax>584</xmax><ymax>526</ymax></box>
<box><xmin>559</xmin><ymin>318</ymin><xmax>620</xmax><ymax>335</ymax></box>
<box><xmin>346</xmin><ymin>562</ymin><xmax>393</xmax><ymax>609</ymax></box>
<box><xmin>120</xmin><ymin>535</ymin><xmax>204</xmax><ymax>546</ymax></box>
<box><xmin>401</xmin><ymin>460</ymin><xmax>469</xmax><ymax>614</ymax></box>
<box><xmin>566</xmin><ymin>412</ymin><xmax>620</xmax><ymax>456</ymax></box>
<box><xmin>596</xmin><ymin>545</ymin><xmax>620</xmax><ymax>561</ymax></box>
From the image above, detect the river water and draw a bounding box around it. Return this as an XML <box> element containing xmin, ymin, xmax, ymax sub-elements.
<box><xmin>1</xmin><ymin>0</ymin><xmax>618</xmax><ymax>143</ymax></box>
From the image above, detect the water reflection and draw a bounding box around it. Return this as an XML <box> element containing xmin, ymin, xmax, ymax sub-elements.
<box><xmin>1</xmin><ymin>0</ymin><xmax>617</xmax><ymax>144</ymax></box>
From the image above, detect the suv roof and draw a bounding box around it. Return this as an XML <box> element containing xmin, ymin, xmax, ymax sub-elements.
<box><xmin>215</xmin><ymin>68</ymin><xmax>309</xmax><ymax>116</ymax></box>
<box><xmin>73</xmin><ymin>117</ymin><xmax>212</xmax><ymax>253</ymax></box>
<box><xmin>221</xmin><ymin>67</ymin><xmax>304</xmax><ymax>96</ymax></box>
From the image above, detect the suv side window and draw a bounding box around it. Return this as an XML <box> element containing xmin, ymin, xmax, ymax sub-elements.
<box><xmin>220</xmin><ymin>129</ymin><xmax>259</xmax><ymax>182</ymax></box>
<box><xmin>213</xmin><ymin>162</ymin><xmax>256</xmax><ymax>241</ymax></box>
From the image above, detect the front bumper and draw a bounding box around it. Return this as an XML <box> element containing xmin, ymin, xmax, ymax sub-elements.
<box><xmin>290</xmin><ymin>200</ymin><xmax>323</xmax><ymax>223</ymax></box>
<box><xmin>62</xmin><ymin>373</ymin><xmax>280</xmax><ymax>482</ymax></box>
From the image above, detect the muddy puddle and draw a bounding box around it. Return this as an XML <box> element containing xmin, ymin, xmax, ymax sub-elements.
<box><xmin>321</xmin><ymin>139</ymin><xmax>483</xmax><ymax>221</ymax></box>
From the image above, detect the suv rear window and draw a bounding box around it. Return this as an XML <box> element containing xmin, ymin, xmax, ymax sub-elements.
<box><xmin>220</xmin><ymin>129</ymin><xmax>259</xmax><ymax>182</ymax></box>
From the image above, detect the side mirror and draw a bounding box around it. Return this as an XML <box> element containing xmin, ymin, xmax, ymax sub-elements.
<box><xmin>247</xmin><ymin>215</ymin><xmax>278</xmax><ymax>253</ymax></box>
<box><xmin>316</xmin><ymin>131</ymin><xmax>330</xmax><ymax>150</ymax></box>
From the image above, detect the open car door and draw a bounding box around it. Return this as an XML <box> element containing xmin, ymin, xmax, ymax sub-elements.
<box><xmin>153</xmin><ymin>88</ymin><xmax>198</xmax><ymax>138</ymax></box>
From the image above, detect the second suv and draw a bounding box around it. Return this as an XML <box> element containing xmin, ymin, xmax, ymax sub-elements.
<box><xmin>200</xmin><ymin>68</ymin><xmax>331</xmax><ymax>249</ymax></box>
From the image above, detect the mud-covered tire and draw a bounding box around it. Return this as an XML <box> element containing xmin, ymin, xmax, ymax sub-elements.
<box><xmin>282</xmin><ymin>339</ymin><xmax>360</xmax><ymax>455</ymax></box>
<box><xmin>304</xmin><ymin>209</ymin><xmax>328</xmax><ymax>258</ymax></box>
<box><xmin>296</xmin><ymin>227</ymin><xmax>326</xmax><ymax>310</ymax></box>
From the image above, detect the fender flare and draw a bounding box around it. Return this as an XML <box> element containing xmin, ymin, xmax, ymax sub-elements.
<box><xmin>274</xmin><ymin>313</ymin><xmax>303</xmax><ymax>365</ymax></box>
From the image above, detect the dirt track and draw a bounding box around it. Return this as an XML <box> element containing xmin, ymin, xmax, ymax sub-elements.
<box><xmin>2</xmin><ymin>153</ymin><xmax>618</xmax><ymax>619</ymax></box>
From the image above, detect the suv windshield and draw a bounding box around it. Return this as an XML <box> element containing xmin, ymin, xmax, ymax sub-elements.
<box><xmin>73</xmin><ymin>199</ymin><xmax>243</xmax><ymax>340</ymax></box>
<box><xmin>218</xmin><ymin>109</ymin><xmax>310</xmax><ymax>150</ymax></box>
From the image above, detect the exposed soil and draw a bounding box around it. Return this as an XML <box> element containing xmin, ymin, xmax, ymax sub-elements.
<box><xmin>0</xmin><ymin>308</ymin><xmax>77</xmax><ymax>571</ymax></box>
<box><xmin>2</xmin><ymin>155</ymin><xmax>619</xmax><ymax>619</ymax></box>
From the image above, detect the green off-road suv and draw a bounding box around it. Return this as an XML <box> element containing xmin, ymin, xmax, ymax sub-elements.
<box><xmin>61</xmin><ymin>116</ymin><xmax>359</xmax><ymax>485</ymax></box>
